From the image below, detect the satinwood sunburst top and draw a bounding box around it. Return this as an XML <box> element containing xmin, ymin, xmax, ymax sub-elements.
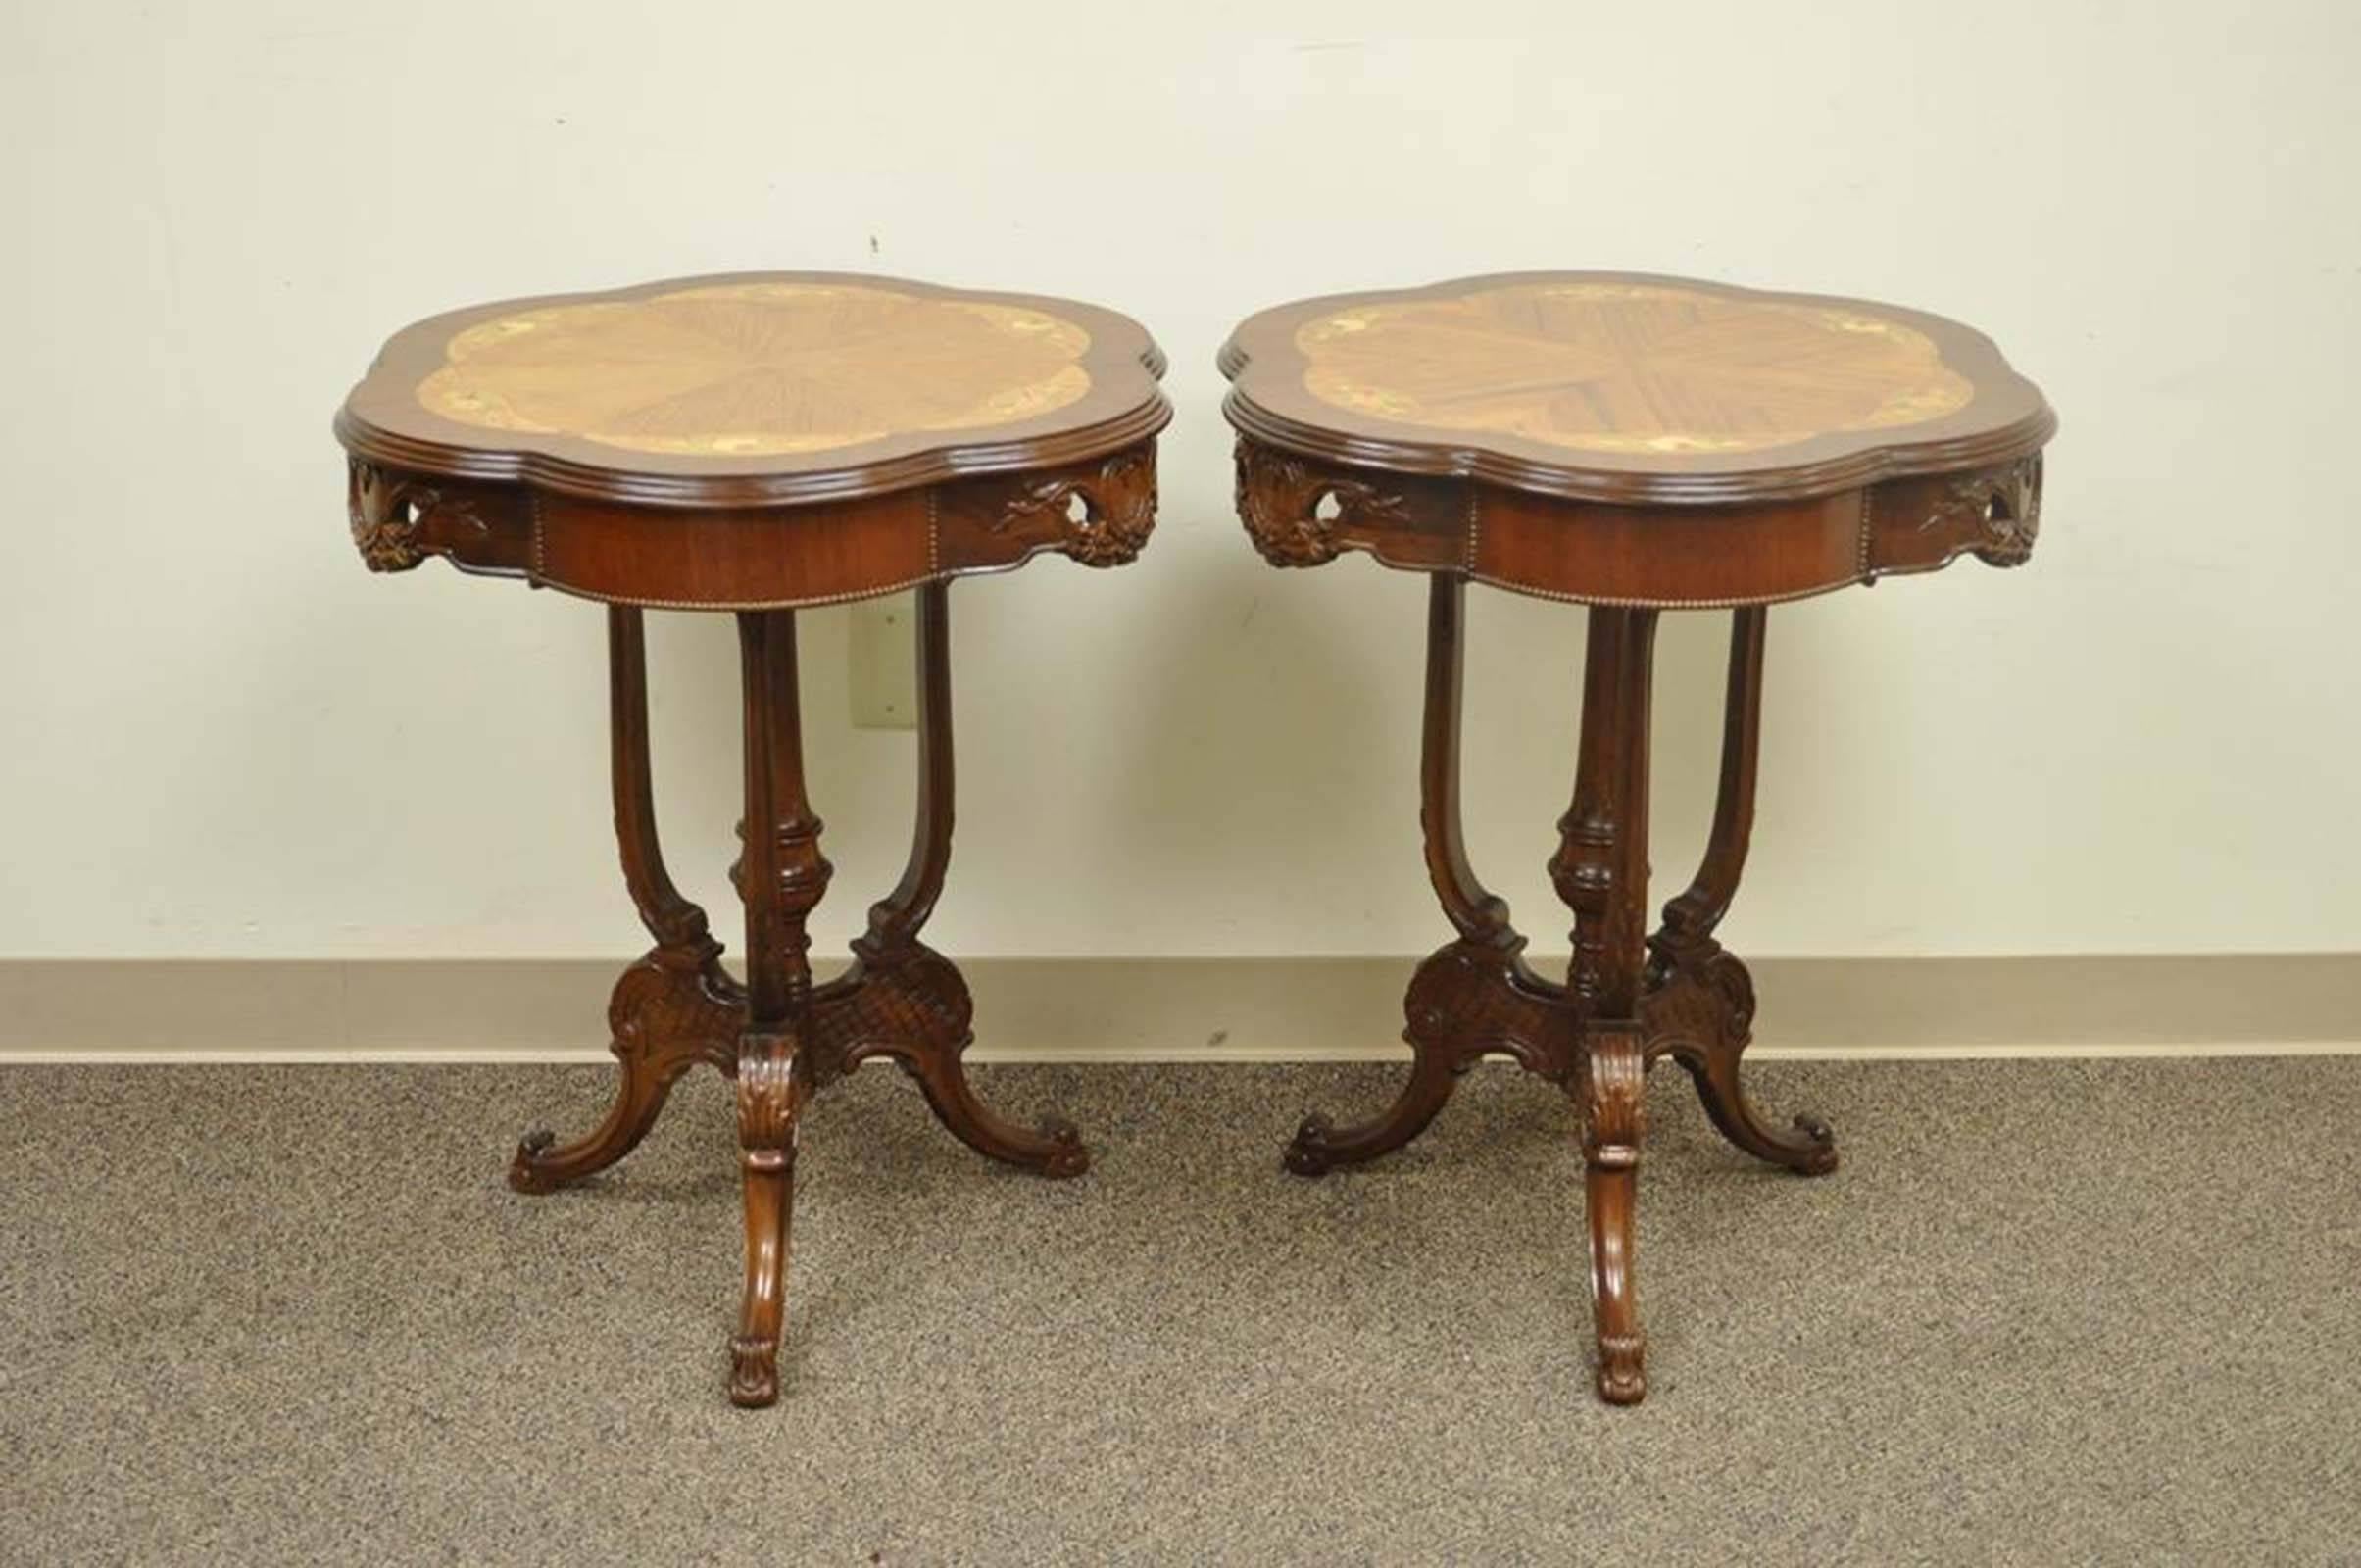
<box><xmin>1220</xmin><ymin>272</ymin><xmax>2052</xmax><ymax>504</ymax></box>
<box><xmin>338</xmin><ymin>272</ymin><xmax>1169</xmax><ymax>506</ymax></box>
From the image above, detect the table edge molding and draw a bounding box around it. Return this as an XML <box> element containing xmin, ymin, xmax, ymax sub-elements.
<box><xmin>1216</xmin><ymin>270</ymin><xmax>2056</xmax><ymax>507</ymax></box>
<box><xmin>335</xmin><ymin>381</ymin><xmax>1173</xmax><ymax>509</ymax></box>
<box><xmin>1220</xmin><ymin>383</ymin><xmax>2054</xmax><ymax>508</ymax></box>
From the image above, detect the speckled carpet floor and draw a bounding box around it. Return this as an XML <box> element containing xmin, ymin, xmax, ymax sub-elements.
<box><xmin>3</xmin><ymin>1057</ymin><xmax>2357</xmax><ymax>1566</ymax></box>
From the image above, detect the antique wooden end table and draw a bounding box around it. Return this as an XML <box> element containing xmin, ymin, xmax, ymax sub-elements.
<box><xmin>335</xmin><ymin>272</ymin><xmax>1168</xmax><ymax>1405</ymax></box>
<box><xmin>1222</xmin><ymin>271</ymin><xmax>2054</xmax><ymax>1403</ymax></box>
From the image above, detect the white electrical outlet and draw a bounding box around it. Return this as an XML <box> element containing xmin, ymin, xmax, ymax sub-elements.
<box><xmin>849</xmin><ymin>593</ymin><xmax>917</xmax><ymax>730</ymax></box>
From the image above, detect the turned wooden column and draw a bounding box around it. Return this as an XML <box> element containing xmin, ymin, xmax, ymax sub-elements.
<box><xmin>1549</xmin><ymin>607</ymin><xmax>1658</xmax><ymax>1404</ymax></box>
<box><xmin>727</xmin><ymin>610</ymin><xmax>830</xmax><ymax>1407</ymax></box>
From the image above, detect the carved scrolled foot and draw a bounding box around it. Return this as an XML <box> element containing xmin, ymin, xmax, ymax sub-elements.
<box><xmin>1596</xmin><ymin>1331</ymin><xmax>1648</xmax><ymax>1405</ymax></box>
<box><xmin>1790</xmin><ymin>1113</ymin><xmax>1840</xmax><ymax>1171</ymax></box>
<box><xmin>1027</xmin><ymin>1114</ymin><xmax>1091</xmax><ymax>1180</ymax></box>
<box><xmin>1282</xmin><ymin>1112</ymin><xmax>1342</xmax><ymax>1177</ymax></box>
<box><xmin>1281</xmin><ymin>1048</ymin><xmax>1463</xmax><ymax>1177</ymax></box>
<box><xmin>507</xmin><ymin>1128</ymin><xmax>566</xmax><ymax>1195</ymax></box>
<box><xmin>728</xmin><ymin>1335</ymin><xmax>780</xmax><ymax>1408</ymax></box>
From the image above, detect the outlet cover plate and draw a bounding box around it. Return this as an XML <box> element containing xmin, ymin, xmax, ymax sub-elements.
<box><xmin>849</xmin><ymin>594</ymin><xmax>917</xmax><ymax>729</ymax></box>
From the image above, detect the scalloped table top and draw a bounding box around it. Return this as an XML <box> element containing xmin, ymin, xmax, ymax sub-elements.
<box><xmin>1220</xmin><ymin>272</ymin><xmax>2053</xmax><ymax>504</ymax></box>
<box><xmin>336</xmin><ymin>273</ymin><xmax>1170</xmax><ymax>505</ymax></box>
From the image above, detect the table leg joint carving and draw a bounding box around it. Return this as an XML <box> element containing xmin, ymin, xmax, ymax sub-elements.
<box><xmin>1919</xmin><ymin>454</ymin><xmax>2041</xmax><ymax>568</ymax></box>
<box><xmin>986</xmin><ymin>446</ymin><xmax>1158</xmax><ymax>567</ymax></box>
<box><xmin>1405</xmin><ymin>936</ymin><xmax>1576</xmax><ymax>1084</ymax></box>
<box><xmin>347</xmin><ymin>458</ymin><xmax>497</xmax><ymax>572</ymax></box>
<box><xmin>1234</xmin><ymin>438</ymin><xmax>1420</xmax><ymax>566</ymax></box>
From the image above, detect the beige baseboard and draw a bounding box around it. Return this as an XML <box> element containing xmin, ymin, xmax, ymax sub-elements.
<box><xmin>0</xmin><ymin>955</ymin><xmax>2355</xmax><ymax>1063</ymax></box>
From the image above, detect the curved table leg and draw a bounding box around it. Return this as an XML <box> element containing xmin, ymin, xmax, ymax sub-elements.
<box><xmin>852</xmin><ymin>581</ymin><xmax>1089</xmax><ymax>1178</ymax></box>
<box><xmin>1551</xmin><ymin>606</ymin><xmax>1659</xmax><ymax>1403</ymax></box>
<box><xmin>1419</xmin><ymin>576</ymin><xmax>1514</xmax><ymax>946</ymax></box>
<box><xmin>1582</xmin><ymin>1031</ymin><xmax>1648</xmax><ymax>1404</ymax></box>
<box><xmin>509</xmin><ymin>956</ymin><xmax>741</xmax><ymax>1193</ymax></box>
<box><xmin>512</xmin><ymin>606</ymin><xmax>737</xmax><ymax>1194</ymax></box>
<box><xmin>1645</xmin><ymin>608</ymin><xmax>1835</xmax><ymax>1176</ymax></box>
<box><xmin>1679</xmin><ymin>1031</ymin><xmax>1837</xmax><ymax>1174</ymax></box>
<box><xmin>726</xmin><ymin>610</ymin><xmax>831</xmax><ymax>1408</ymax></box>
<box><xmin>1645</xmin><ymin>607</ymin><xmax>1764</xmax><ymax>977</ymax></box>
<box><xmin>1286</xmin><ymin>1038</ymin><xmax>1466</xmax><ymax>1177</ymax></box>
<box><xmin>903</xmin><ymin>1045</ymin><xmax>1088</xmax><ymax>1177</ymax></box>
<box><xmin>1287</xmin><ymin>933</ymin><xmax>1574</xmax><ymax>1175</ymax></box>
<box><xmin>730</xmin><ymin>1043</ymin><xmax>807</xmax><ymax>1407</ymax></box>
<box><xmin>859</xmin><ymin>582</ymin><xmax>957</xmax><ymax>956</ymax></box>
<box><xmin>511</xmin><ymin>1095</ymin><xmax>673</xmax><ymax>1196</ymax></box>
<box><xmin>1287</xmin><ymin>575</ymin><xmax>1552</xmax><ymax>1175</ymax></box>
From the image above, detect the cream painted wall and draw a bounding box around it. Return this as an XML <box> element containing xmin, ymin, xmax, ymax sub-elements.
<box><xmin>3</xmin><ymin>1</ymin><xmax>2356</xmax><ymax>962</ymax></box>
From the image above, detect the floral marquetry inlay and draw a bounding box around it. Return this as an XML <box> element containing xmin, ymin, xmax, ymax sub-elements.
<box><xmin>1297</xmin><ymin>280</ymin><xmax>1975</xmax><ymax>456</ymax></box>
<box><xmin>416</xmin><ymin>282</ymin><xmax>1095</xmax><ymax>458</ymax></box>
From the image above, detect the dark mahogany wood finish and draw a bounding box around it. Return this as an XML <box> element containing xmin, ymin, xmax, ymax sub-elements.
<box><xmin>1226</xmin><ymin>271</ymin><xmax>2054</xmax><ymax>1404</ymax></box>
<box><xmin>339</xmin><ymin>272</ymin><xmax>1165</xmax><ymax>1406</ymax></box>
